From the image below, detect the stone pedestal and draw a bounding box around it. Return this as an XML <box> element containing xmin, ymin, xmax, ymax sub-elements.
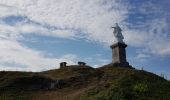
<box><xmin>110</xmin><ymin>42</ymin><xmax>129</xmax><ymax>67</ymax></box>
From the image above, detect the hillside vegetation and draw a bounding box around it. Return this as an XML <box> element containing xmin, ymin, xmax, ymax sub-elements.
<box><xmin>0</xmin><ymin>64</ymin><xmax>170</xmax><ymax>100</ymax></box>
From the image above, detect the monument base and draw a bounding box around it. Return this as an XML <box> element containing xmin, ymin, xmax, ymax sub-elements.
<box><xmin>111</xmin><ymin>62</ymin><xmax>133</xmax><ymax>69</ymax></box>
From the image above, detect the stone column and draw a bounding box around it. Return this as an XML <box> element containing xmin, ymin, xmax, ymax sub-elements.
<box><xmin>110</xmin><ymin>42</ymin><xmax>129</xmax><ymax>67</ymax></box>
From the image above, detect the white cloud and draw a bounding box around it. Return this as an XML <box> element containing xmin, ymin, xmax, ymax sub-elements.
<box><xmin>122</xmin><ymin>17</ymin><xmax>170</xmax><ymax>57</ymax></box>
<box><xmin>147</xmin><ymin>19</ymin><xmax>170</xmax><ymax>56</ymax></box>
<box><xmin>0</xmin><ymin>0</ymin><xmax>169</xmax><ymax>71</ymax></box>
<box><xmin>0</xmin><ymin>35</ymin><xmax>77</xmax><ymax>71</ymax></box>
<box><xmin>0</xmin><ymin>0</ymin><xmax>169</xmax><ymax>51</ymax></box>
<box><xmin>0</xmin><ymin>3</ymin><xmax>23</xmax><ymax>17</ymax></box>
<box><xmin>134</xmin><ymin>53</ymin><xmax>150</xmax><ymax>62</ymax></box>
<box><xmin>0</xmin><ymin>0</ymin><xmax>128</xmax><ymax>71</ymax></box>
<box><xmin>0</xmin><ymin>0</ymin><xmax>129</xmax><ymax>43</ymax></box>
<box><xmin>124</xmin><ymin>29</ymin><xmax>149</xmax><ymax>47</ymax></box>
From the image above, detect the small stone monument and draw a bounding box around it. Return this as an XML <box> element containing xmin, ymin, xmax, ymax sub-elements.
<box><xmin>110</xmin><ymin>23</ymin><xmax>129</xmax><ymax>67</ymax></box>
<box><xmin>60</xmin><ymin>62</ymin><xmax>67</xmax><ymax>68</ymax></box>
<box><xmin>78</xmin><ymin>61</ymin><xmax>86</xmax><ymax>66</ymax></box>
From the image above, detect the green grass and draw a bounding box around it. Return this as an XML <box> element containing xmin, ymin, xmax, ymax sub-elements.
<box><xmin>0</xmin><ymin>65</ymin><xmax>169</xmax><ymax>100</ymax></box>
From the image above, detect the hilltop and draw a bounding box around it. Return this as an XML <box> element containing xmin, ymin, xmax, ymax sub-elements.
<box><xmin>0</xmin><ymin>64</ymin><xmax>170</xmax><ymax>100</ymax></box>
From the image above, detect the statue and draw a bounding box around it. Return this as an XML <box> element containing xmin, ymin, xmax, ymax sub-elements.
<box><xmin>112</xmin><ymin>23</ymin><xmax>124</xmax><ymax>43</ymax></box>
<box><xmin>110</xmin><ymin>23</ymin><xmax>130</xmax><ymax>67</ymax></box>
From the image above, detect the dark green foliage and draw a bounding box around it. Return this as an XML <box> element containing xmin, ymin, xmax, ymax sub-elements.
<box><xmin>0</xmin><ymin>65</ymin><xmax>170</xmax><ymax>100</ymax></box>
<box><xmin>133</xmin><ymin>83</ymin><xmax>148</xmax><ymax>94</ymax></box>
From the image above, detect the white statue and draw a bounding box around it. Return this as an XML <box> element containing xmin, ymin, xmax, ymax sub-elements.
<box><xmin>112</xmin><ymin>23</ymin><xmax>124</xmax><ymax>43</ymax></box>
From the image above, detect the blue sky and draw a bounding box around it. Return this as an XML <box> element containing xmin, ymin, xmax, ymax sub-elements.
<box><xmin>0</xmin><ymin>0</ymin><xmax>169</xmax><ymax>79</ymax></box>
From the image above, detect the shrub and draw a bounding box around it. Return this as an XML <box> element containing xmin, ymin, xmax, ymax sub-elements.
<box><xmin>133</xmin><ymin>83</ymin><xmax>148</xmax><ymax>94</ymax></box>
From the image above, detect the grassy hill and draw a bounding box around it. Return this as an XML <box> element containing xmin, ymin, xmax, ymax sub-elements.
<box><xmin>0</xmin><ymin>64</ymin><xmax>170</xmax><ymax>100</ymax></box>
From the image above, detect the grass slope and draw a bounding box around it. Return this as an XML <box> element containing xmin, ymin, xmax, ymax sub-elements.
<box><xmin>0</xmin><ymin>65</ymin><xmax>169</xmax><ymax>100</ymax></box>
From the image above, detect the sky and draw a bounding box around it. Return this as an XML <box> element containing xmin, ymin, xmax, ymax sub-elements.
<box><xmin>0</xmin><ymin>0</ymin><xmax>170</xmax><ymax>79</ymax></box>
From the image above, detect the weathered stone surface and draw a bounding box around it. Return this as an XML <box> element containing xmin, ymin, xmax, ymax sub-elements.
<box><xmin>110</xmin><ymin>42</ymin><xmax>129</xmax><ymax>67</ymax></box>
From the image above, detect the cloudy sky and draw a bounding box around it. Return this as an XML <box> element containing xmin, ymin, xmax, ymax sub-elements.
<box><xmin>0</xmin><ymin>0</ymin><xmax>170</xmax><ymax>79</ymax></box>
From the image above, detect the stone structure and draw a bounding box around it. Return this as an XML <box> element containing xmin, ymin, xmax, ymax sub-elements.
<box><xmin>110</xmin><ymin>23</ymin><xmax>129</xmax><ymax>67</ymax></box>
<box><xmin>78</xmin><ymin>61</ymin><xmax>86</xmax><ymax>66</ymax></box>
<box><xmin>59</xmin><ymin>61</ymin><xmax>88</xmax><ymax>68</ymax></box>
<box><xmin>60</xmin><ymin>62</ymin><xmax>67</xmax><ymax>68</ymax></box>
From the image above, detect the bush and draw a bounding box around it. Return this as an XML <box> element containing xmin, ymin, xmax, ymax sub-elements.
<box><xmin>133</xmin><ymin>83</ymin><xmax>148</xmax><ymax>94</ymax></box>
